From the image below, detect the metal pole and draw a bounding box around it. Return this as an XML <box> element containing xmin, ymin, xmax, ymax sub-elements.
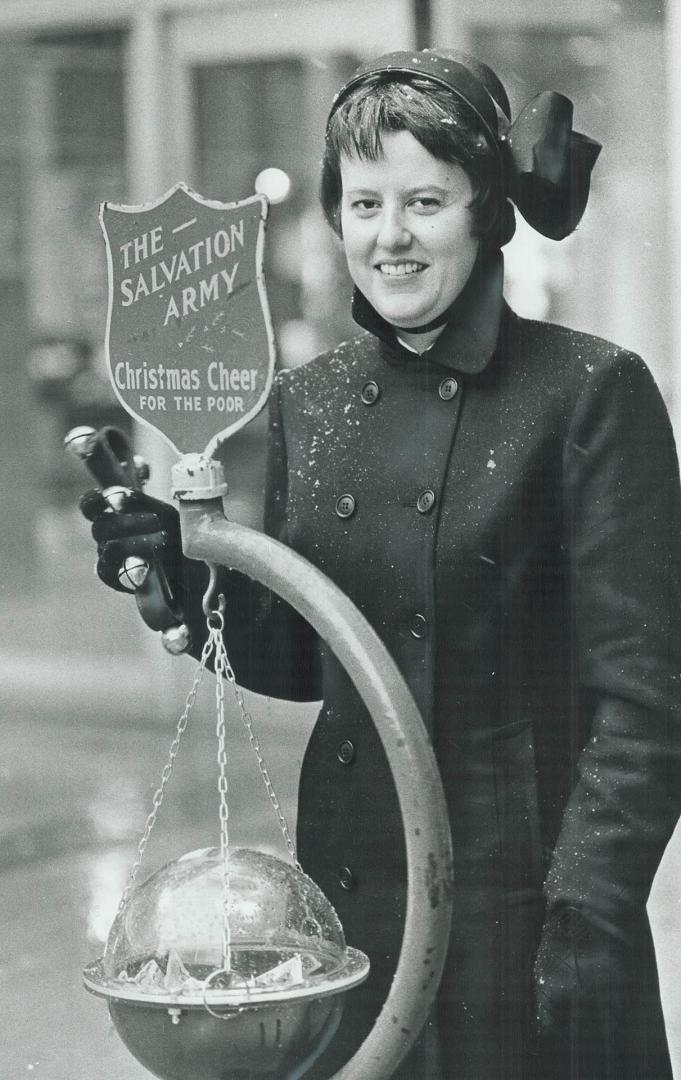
<box><xmin>178</xmin><ymin>495</ymin><xmax>454</xmax><ymax>1080</ymax></box>
<box><xmin>666</xmin><ymin>0</ymin><xmax>681</xmax><ymax>441</ymax></box>
<box><xmin>413</xmin><ymin>0</ymin><xmax>432</xmax><ymax>49</ymax></box>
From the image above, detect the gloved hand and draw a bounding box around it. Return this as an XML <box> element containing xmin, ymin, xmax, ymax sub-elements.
<box><xmin>79</xmin><ymin>487</ymin><xmax>182</xmax><ymax>595</ymax></box>
<box><xmin>534</xmin><ymin>904</ymin><xmax>631</xmax><ymax>1078</ymax></box>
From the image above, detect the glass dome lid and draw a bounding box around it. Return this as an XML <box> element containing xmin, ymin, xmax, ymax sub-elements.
<box><xmin>83</xmin><ymin>847</ymin><xmax>369</xmax><ymax>1009</ymax></box>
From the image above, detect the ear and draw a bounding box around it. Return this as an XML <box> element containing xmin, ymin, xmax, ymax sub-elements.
<box><xmin>332</xmin><ymin>204</ymin><xmax>344</xmax><ymax>240</ymax></box>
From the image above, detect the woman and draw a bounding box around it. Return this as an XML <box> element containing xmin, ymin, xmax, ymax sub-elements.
<box><xmin>83</xmin><ymin>50</ymin><xmax>681</xmax><ymax>1079</ymax></box>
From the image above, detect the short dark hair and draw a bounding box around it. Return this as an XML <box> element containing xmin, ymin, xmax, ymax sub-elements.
<box><xmin>321</xmin><ymin>74</ymin><xmax>514</xmax><ymax>249</ymax></box>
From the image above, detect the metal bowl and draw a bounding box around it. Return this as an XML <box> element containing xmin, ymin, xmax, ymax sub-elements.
<box><xmin>83</xmin><ymin>847</ymin><xmax>369</xmax><ymax>1079</ymax></box>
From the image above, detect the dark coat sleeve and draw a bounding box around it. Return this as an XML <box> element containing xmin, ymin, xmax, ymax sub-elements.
<box><xmin>182</xmin><ymin>373</ymin><xmax>321</xmax><ymax>702</ymax></box>
<box><xmin>535</xmin><ymin>350</ymin><xmax>681</xmax><ymax>1072</ymax></box>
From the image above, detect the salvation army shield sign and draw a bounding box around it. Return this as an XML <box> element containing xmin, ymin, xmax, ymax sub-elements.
<box><xmin>100</xmin><ymin>184</ymin><xmax>276</xmax><ymax>456</ymax></box>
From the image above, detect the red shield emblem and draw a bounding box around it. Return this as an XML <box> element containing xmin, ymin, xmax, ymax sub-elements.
<box><xmin>100</xmin><ymin>184</ymin><xmax>275</xmax><ymax>456</ymax></box>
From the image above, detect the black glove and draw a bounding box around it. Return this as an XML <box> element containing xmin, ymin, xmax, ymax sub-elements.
<box><xmin>534</xmin><ymin>904</ymin><xmax>631</xmax><ymax>1078</ymax></box>
<box><xmin>79</xmin><ymin>487</ymin><xmax>182</xmax><ymax>595</ymax></box>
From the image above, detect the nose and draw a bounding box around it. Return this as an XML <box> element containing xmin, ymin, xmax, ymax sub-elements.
<box><xmin>376</xmin><ymin>205</ymin><xmax>411</xmax><ymax>250</ymax></box>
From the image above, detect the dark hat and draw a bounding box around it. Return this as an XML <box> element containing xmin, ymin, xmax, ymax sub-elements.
<box><xmin>328</xmin><ymin>48</ymin><xmax>601</xmax><ymax>241</ymax></box>
<box><xmin>330</xmin><ymin>48</ymin><xmax>509</xmax><ymax>138</ymax></box>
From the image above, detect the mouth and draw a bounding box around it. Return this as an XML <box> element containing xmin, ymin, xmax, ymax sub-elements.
<box><xmin>376</xmin><ymin>261</ymin><xmax>427</xmax><ymax>277</ymax></box>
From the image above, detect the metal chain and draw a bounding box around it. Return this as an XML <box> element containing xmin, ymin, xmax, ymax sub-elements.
<box><xmin>105</xmin><ymin>574</ymin><xmax>299</xmax><ymax>978</ymax></box>
<box><xmin>211</xmin><ymin>613</ymin><xmax>232</xmax><ymax>973</ymax></box>
<box><xmin>214</xmin><ymin>626</ymin><xmax>301</xmax><ymax>871</ymax></box>
<box><xmin>105</xmin><ymin>629</ymin><xmax>215</xmax><ymax>954</ymax></box>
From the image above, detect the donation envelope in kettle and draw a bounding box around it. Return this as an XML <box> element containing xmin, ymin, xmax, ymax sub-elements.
<box><xmin>100</xmin><ymin>183</ymin><xmax>276</xmax><ymax>455</ymax></box>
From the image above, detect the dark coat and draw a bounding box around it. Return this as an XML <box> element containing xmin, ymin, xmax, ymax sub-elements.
<box><xmin>212</xmin><ymin>257</ymin><xmax>681</xmax><ymax>1079</ymax></box>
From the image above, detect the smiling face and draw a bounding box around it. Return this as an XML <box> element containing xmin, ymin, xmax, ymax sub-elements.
<box><xmin>340</xmin><ymin>130</ymin><xmax>479</xmax><ymax>330</ymax></box>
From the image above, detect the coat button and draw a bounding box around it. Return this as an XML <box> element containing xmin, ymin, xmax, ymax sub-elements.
<box><xmin>361</xmin><ymin>380</ymin><xmax>380</xmax><ymax>405</ymax></box>
<box><xmin>410</xmin><ymin>613</ymin><xmax>428</xmax><ymax>639</ymax></box>
<box><xmin>416</xmin><ymin>489</ymin><xmax>436</xmax><ymax>514</ymax></box>
<box><xmin>339</xmin><ymin>866</ymin><xmax>356</xmax><ymax>890</ymax></box>
<box><xmin>335</xmin><ymin>494</ymin><xmax>356</xmax><ymax>518</ymax></box>
<box><xmin>438</xmin><ymin>376</ymin><xmax>459</xmax><ymax>400</ymax></box>
<box><xmin>337</xmin><ymin>739</ymin><xmax>356</xmax><ymax>765</ymax></box>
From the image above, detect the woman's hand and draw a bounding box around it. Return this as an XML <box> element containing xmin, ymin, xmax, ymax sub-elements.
<box><xmin>79</xmin><ymin>487</ymin><xmax>182</xmax><ymax>595</ymax></box>
<box><xmin>534</xmin><ymin>904</ymin><xmax>631</xmax><ymax>1077</ymax></box>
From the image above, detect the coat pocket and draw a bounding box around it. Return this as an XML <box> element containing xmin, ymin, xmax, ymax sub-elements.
<box><xmin>492</xmin><ymin>717</ymin><xmax>543</xmax><ymax>896</ymax></box>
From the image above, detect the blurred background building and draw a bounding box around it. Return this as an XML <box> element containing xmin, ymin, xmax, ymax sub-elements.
<box><xmin>0</xmin><ymin>0</ymin><xmax>672</xmax><ymax>656</ymax></box>
<box><xmin>0</xmin><ymin>0</ymin><xmax>675</xmax><ymax>625</ymax></box>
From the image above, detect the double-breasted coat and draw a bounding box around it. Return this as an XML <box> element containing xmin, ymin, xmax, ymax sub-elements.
<box><xmin>211</xmin><ymin>253</ymin><xmax>681</xmax><ymax>1079</ymax></box>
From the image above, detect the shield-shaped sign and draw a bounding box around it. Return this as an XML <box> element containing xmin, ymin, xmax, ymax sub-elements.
<box><xmin>100</xmin><ymin>183</ymin><xmax>276</xmax><ymax>456</ymax></box>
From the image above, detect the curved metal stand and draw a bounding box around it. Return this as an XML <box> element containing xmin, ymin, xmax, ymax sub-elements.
<box><xmin>179</xmin><ymin>497</ymin><xmax>453</xmax><ymax>1080</ymax></box>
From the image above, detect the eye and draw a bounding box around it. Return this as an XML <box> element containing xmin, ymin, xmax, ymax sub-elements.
<box><xmin>350</xmin><ymin>198</ymin><xmax>380</xmax><ymax>215</ymax></box>
<box><xmin>410</xmin><ymin>196</ymin><xmax>441</xmax><ymax>213</ymax></box>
